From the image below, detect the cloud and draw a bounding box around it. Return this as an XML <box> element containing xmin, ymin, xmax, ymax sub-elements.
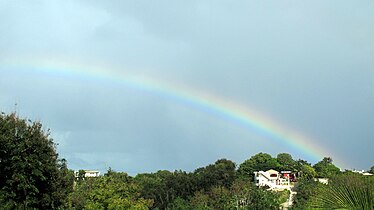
<box><xmin>1</xmin><ymin>0</ymin><xmax>374</xmax><ymax>172</ymax></box>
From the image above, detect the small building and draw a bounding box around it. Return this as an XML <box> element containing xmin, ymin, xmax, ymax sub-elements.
<box><xmin>352</xmin><ymin>169</ymin><xmax>373</xmax><ymax>176</ymax></box>
<box><xmin>254</xmin><ymin>169</ymin><xmax>290</xmax><ymax>190</ymax></box>
<box><xmin>314</xmin><ymin>178</ymin><xmax>329</xmax><ymax>184</ymax></box>
<box><xmin>281</xmin><ymin>171</ymin><xmax>297</xmax><ymax>182</ymax></box>
<box><xmin>74</xmin><ymin>170</ymin><xmax>100</xmax><ymax>178</ymax></box>
<box><xmin>362</xmin><ymin>172</ymin><xmax>373</xmax><ymax>176</ymax></box>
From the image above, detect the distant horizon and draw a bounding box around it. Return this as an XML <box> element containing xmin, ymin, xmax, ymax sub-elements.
<box><xmin>67</xmin><ymin>152</ymin><xmax>370</xmax><ymax>177</ymax></box>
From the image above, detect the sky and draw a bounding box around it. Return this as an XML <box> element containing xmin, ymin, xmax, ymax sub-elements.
<box><xmin>1</xmin><ymin>0</ymin><xmax>373</xmax><ymax>174</ymax></box>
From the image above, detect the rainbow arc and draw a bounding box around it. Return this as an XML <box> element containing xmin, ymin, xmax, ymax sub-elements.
<box><xmin>1</xmin><ymin>58</ymin><xmax>345</xmax><ymax>168</ymax></box>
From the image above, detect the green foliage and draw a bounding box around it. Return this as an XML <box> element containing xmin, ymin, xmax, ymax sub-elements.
<box><xmin>370</xmin><ymin>165</ymin><xmax>374</xmax><ymax>174</ymax></box>
<box><xmin>275</xmin><ymin>190</ymin><xmax>290</xmax><ymax>204</ymax></box>
<box><xmin>0</xmin><ymin>113</ymin><xmax>73</xmax><ymax>209</ymax></box>
<box><xmin>134</xmin><ymin>172</ymin><xmax>165</xmax><ymax>208</ymax></box>
<box><xmin>292</xmin><ymin>179</ymin><xmax>322</xmax><ymax>209</ymax></box>
<box><xmin>76</xmin><ymin>170</ymin><xmax>86</xmax><ymax>183</ymax></box>
<box><xmin>230</xmin><ymin>179</ymin><xmax>281</xmax><ymax>209</ymax></box>
<box><xmin>310</xmin><ymin>174</ymin><xmax>374</xmax><ymax>209</ymax></box>
<box><xmin>277</xmin><ymin>153</ymin><xmax>297</xmax><ymax>171</ymax></box>
<box><xmin>190</xmin><ymin>190</ymin><xmax>211</xmax><ymax>209</ymax></box>
<box><xmin>68</xmin><ymin>176</ymin><xmax>95</xmax><ymax>209</ymax></box>
<box><xmin>69</xmin><ymin>170</ymin><xmax>152</xmax><ymax>209</ymax></box>
<box><xmin>249</xmin><ymin>186</ymin><xmax>281</xmax><ymax>209</ymax></box>
<box><xmin>56</xmin><ymin>159</ymin><xmax>75</xmax><ymax>207</ymax></box>
<box><xmin>313</xmin><ymin>157</ymin><xmax>340</xmax><ymax>178</ymax></box>
<box><xmin>135</xmin><ymin>169</ymin><xmax>196</xmax><ymax>209</ymax></box>
<box><xmin>134</xmin><ymin>159</ymin><xmax>236</xmax><ymax>209</ymax></box>
<box><xmin>194</xmin><ymin>158</ymin><xmax>237</xmax><ymax>190</ymax></box>
<box><xmin>207</xmin><ymin>186</ymin><xmax>232</xmax><ymax>209</ymax></box>
<box><xmin>299</xmin><ymin>164</ymin><xmax>317</xmax><ymax>180</ymax></box>
<box><xmin>188</xmin><ymin>180</ymin><xmax>282</xmax><ymax>209</ymax></box>
<box><xmin>167</xmin><ymin>197</ymin><xmax>192</xmax><ymax>210</ymax></box>
<box><xmin>238</xmin><ymin>152</ymin><xmax>280</xmax><ymax>180</ymax></box>
<box><xmin>133</xmin><ymin>157</ymin><xmax>284</xmax><ymax>209</ymax></box>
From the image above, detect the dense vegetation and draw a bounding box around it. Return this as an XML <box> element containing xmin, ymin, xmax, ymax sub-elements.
<box><xmin>1</xmin><ymin>112</ymin><xmax>373</xmax><ymax>209</ymax></box>
<box><xmin>0</xmin><ymin>113</ymin><xmax>74</xmax><ymax>209</ymax></box>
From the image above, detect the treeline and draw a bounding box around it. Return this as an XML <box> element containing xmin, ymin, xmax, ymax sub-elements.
<box><xmin>1</xmin><ymin>113</ymin><xmax>373</xmax><ymax>209</ymax></box>
<box><xmin>68</xmin><ymin>155</ymin><xmax>373</xmax><ymax>209</ymax></box>
<box><xmin>70</xmin><ymin>158</ymin><xmax>288</xmax><ymax>209</ymax></box>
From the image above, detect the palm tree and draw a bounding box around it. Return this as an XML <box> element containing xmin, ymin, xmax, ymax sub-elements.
<box><xmin>309</xmin><ymin>174</ymin><xmax>374</xmax><ymax>209</ymax></box>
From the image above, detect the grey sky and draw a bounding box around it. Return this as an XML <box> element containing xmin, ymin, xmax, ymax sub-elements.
<box><xmin>1</xmin><ymin>0</ymin><xmax>373</xmax><ymax>174</ymax></box>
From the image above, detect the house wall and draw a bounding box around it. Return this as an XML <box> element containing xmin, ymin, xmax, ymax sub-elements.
<box><xmin>254</xmin><ymin>170</ymin><xmax>290</xmax><ymax>189</ymax></box>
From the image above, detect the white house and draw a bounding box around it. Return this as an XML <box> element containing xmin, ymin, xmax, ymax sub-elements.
<box><xmin>314</xmin><ymin>178</ymin><xmax>329</xmax><ymax>184</ymax></box>
<box><xmin>74</xmin><ymin>170</ymin><xmax>100</xmax><ymax>178</ymax></box>
<box><xmin>352</xmin><ymin>169</ymin><xmax>373</xmax><ymax>176</ymax></box>
<box><xmin>254</xmin><ymin>169</ymin><xmax>290</xmax><ymax>190</ymax></box>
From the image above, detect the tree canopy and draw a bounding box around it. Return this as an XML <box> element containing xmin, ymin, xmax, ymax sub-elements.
<box><xmin>313</xmin><ymin>157</ymin><xmax>341</xmax><ymax>178</ymax></box>
<box><xmin>71</xmin><ymin>171</ymin><xmax>152</xmax><ymax>209</ymax></box>
<box><xmin>277</xmin><ymin>153</ymin><xmax>297</xmax><ymax>171</ymax></box>
<box><xmin>370</xmin><ymin>165</ymin><xmax>374</xmax><ymax>174</ymax></box>
<box><xmin>0</xmin><ymin>113</ymin><xmax>73</xmax><ymax>209</ymax></box>
<box><xmin>238</xmin><ymin>152</ymin><xmax>280</xmax><ymax>179</ymax></box>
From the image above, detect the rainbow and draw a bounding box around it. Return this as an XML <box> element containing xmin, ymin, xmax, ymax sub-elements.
<box><xmin>1</xmin><ymin>58</ymin><xmax>345</xmax><ymax>168</ymax></box>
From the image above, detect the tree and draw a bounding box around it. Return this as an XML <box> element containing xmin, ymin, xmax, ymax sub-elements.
<box><xmin>277</xmin><ymin>153</ymin><xmax>296</xmax><ymax>171</ymax></box>
<box><xmin>167</xmin><ymin>197</ymin><xmax>191</xmax><ymax>210</ymax></box>
<box><xmin>135</xmin><ymin>170</ymin><xmax>194</xmax><ymax>209</ymax></box>
<box><xmin>194</xmin><ymin>159</ymin><xmax>237</xmax><ymax>190</ymax></box>
<box><xmin>238</xmin><ymin>153</ymin><xmax>280</xmax><ymax>180</ymax></box>
<box><xmin>293</xmin><ymin>159</ymin><xmax>317</xmax><ymax>180</ymax></box>
<box><xmin>190</xmin><ymin>191</ymin><xmax>211</xmax><ymax>209</ymax></box>
<box><xmin>231</xmin><ymin>180</ymin><xmax>281</xmax><ymax>209</ymax></box>
<box><xmin>299</xmin><ymin>164</ymin><xmax>317</xmax><ymax>180</ymax></box>
<box><xmin>0</xmin><ymin>113</ymin><xmax>73</xmax><ymax>209</ymax></box>
<box><xmin>70</xmin><ymin>170</ymin><xmax>153</xmax><ymax>209</ymax></box>
<box><xmin>292</xmin><ymin>179</ymin><xmax>322</xmax><ymax>209</ymax></box>
<box><xmin>207</xmin><ymin>186</ymin><xmax>232</xmax><ymax>209</ymax></box>
<box><xmin>68</xmin><ymin>175</ymin><xmax>97</xmax><ymax>209</ymax></box>
<box><xmin>56</xmin><ymin>159</ymin><xmax>75</xmax><ymax>207</ymax></box>
<box><xmin>76</xmin><ymin>169</ymin><xmax>86</xmax><ymax>183</ymax></box>
<box><xmin>310</xmin><ymin>174</ymin><xmax>374</xmax><ymax>209</ymax></box>
<box><xmin>370</xmin><ymin>165</ymin><xmax>374</xmax><ymax>174</ymax></box>
<box><xmin>313</xmin><ymin>157</ymin><xmax>340</xmax><ymax>178</ymax></box>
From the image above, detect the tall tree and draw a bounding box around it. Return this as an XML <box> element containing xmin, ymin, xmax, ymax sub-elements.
<box><xmin>299</xmin><ymin>164</ymin><xmax>317</xmax><ymax>180</ymax></box>
<box><xmin>194</xmin><ymin>159</ymin><xmax>237</xmax><ymax>190</ymax></box>
<box><xmin>135</xmin><ymin>170</ymin><xmax>190</xmax><ymax>209</ymax></box>
<box><xmin>238</xmin><ymin>153</ymin><xmax>280</xmax><ymax>180</ymax></box>
<box><xmin>277</xmin><ymin>153</ymin><xmax>296</xmax><ymax>171</ymax></box>
<box><xmin>313</xmin><ymin>157</ymin><xmax>340</xmax><ymax>178</ymax></box>
<box><xmin>295</xmin><ymin>159</ymin><xmax>317</xmax><ymax>179</ymax></box>
<box><xmin>0</xmin><ymin>113</ymin><xmax>73</xmax><ymax>209</ymax></box>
